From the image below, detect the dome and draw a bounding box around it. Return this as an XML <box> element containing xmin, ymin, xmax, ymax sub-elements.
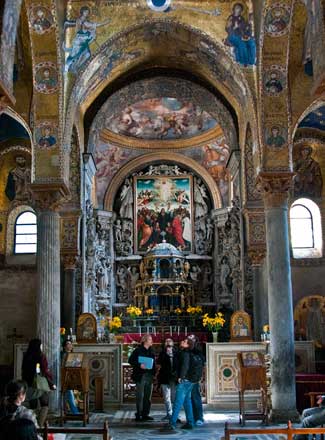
<box><xmin>146</xmin><ymin>241</ymin><xmax>183</xmax><ymax>257</ymax></box>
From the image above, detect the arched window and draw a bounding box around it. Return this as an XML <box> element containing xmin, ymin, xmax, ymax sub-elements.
<box><xmin>14</xmin><ymin>211</ymin><xmax>37</xmax><ymax>254</ymax></box>
<box><xmin>289</xmin><ymin>198</ymin><xmax>322</xmax><ymax>258</ymax></box>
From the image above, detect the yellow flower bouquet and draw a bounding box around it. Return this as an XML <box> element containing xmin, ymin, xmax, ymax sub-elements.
<box><xmin>186</xmin><ymin>306</ymin><xmax>202</xmax><ymax>316</ymax></box>
<box><xmin>145</xmin><ymin>308</ymin><xmax>154</xmax><ymax>316</ymax></box>
<box><xmin>174</xmin><ymin>307</ymin><xmax>183</xmax><ymax>315</ymax></box>
<box><xmin>202</xmin><ymin>312</ymin><xmax>226</xmax><ymax>332</ymax></box>
<box><xmin>126</xmin><ymin>305</ymin><xmax>142</xmax><ymax>320</ymax></box>
<box><xmin>109</xmin><ymin>316</ymin><xmax>122</xmax><ymax>334</ymax></box>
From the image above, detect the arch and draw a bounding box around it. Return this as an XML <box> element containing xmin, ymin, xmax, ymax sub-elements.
<box><xmin>63</xmin><ymin>20</ymin><xmax>259</xmax><ymax>179</ymax></box>
<box><xmin>104</xmin><ymin>152</ymin><xmax>222</xmax><ymax>211</ymax></box>
<box><xmin>291</xmin><ymin>98</ymin><xmax>325</xmax><ymax>141</ymax></box>
<box><xmin>289</xmin><ymin>198</ymin><xmax>322</xmax><ymax>258</ymax></box>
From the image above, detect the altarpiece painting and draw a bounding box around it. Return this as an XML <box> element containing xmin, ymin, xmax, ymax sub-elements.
<box><xmin>135</xmin><ymin>176</ymin><xmax>193</xmax><ymax>253</ymax></box>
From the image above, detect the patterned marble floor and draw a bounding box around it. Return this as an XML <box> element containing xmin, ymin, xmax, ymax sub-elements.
<box><xmin>60</xmin><ymin>406</ymin><xmax>291</xmax><ymax>440</ymax></box>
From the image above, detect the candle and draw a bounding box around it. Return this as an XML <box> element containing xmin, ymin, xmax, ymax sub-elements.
<box><xmin>154</xmin><ymin>327</ymin><xmax>156</xmax><ymax>336</ymax></box>
<box><xmin>185</xmin><ymin>326</ymin><xmax>187</xmax><ymax>336</ymax></box>
<box><xmin>170</xmin><ymin>326</ymin><xmax>172</xmax><ymax>335</ymax></box>
<box><xmin>177</xmin><ymin>326</ymin><xmax>180</xmax><ymax>336</ymax></box>
<box><xmin>139</xmin><ymin>326</ymin><xmax>141</xmax><ymax>336</ymax></box>
<box><xmin>147</xmin><ymin>326</ymin><xmax>149</xmax><ymax>334</ymax></box>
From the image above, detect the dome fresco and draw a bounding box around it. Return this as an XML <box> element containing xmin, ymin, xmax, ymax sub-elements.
<box><xmin>105</xmin><ymin>97</ymin><xmax>217</xmax><ymax>141</ymax></box>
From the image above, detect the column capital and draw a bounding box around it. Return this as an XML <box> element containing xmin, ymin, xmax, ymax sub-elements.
<box><xmin>256</xmin><ymin>172</ymin><xmax>295</xmax><ymax>208</ymax></box>
<box><xmin>62</xmin><ymin>254</ymin><xmax>79</xmax><ymax>270</ymax></box>
<box><xmin>248</xmin><ymin>248</ymin><xmax>266</xmax><ymax>267</ymax></box>
<box><xmin>30</xmin><ymin>183</ymin><xmax>70</xmax><ymax>212</ymax></box>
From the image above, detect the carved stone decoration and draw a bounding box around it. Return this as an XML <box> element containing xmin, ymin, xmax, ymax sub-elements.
<box><xmin>114</xmin><ymin>219</ymin><xmax>133</xmax><ymax>256</ymax></box>
<box><xmin>244</xmin><ymin>128</ymin><xmax>262</xmax><ymax>202</ymax></box>
<box><xmin>244</xmin><ymin>256</ymin><xmax>253</xmax><ymax>317</ymax></box>
<box><xmin>116</xmin><ymin>263</ymin><xmax>130</xmax><ymax>303</ymax></box>
<box><xmin>30</xmin><ymin>183</ymin><xmax>70</xmax><ymax>212</ymax></box>
<box><xmin>194</xmin><ymin>216</ymin><xmax>213</xmax><ymax>255</ymax></box>
<box><xmin>84</xmin><ymin>202</ymin><xmax>113</xmax><ymax>316</ymax></box>
<box><xmin>215</xmin><ymin>197</ymin><xmax>242</xmax><ymax>310</ymax></box>
<box><xmin>60</xmin><ymin>213</ymin><xmax>80</xmax><ymax>254</ymax></box>
<box><xmin>256</xmin><ymin>172</ymin><xmax>295</xmax><ymax>208</ymax></box>
<box><xmin>194</xmin><ymin>177</ymin><xmax>209</xmax><ymax>219</ymax></box>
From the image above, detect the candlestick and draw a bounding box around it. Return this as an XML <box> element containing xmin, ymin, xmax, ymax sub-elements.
<box><xmin>147</xmin><ymin>326</ymin><xmax>149</xmax><ymax>334</ymax></box>
<box><xmin>170</xmin><ymin>325</ymin><xmax>172</xmax><ymax>335</ymax></box>
<box><xmin>177</xmin><ymin>326</ymin><xmax>180</xmax><ymax>336</ymax></box>
<box><xmin>185</xmin><ymin>326</ymin><xmax>187</xmax><ymax>336</ymax></box>
<box><xmin>139</xmin><ymin>326</ymin><xmax>141</xmax><ymax>336</ymax></box>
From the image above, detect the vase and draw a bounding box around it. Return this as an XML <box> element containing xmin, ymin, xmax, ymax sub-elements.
<box><xmin>212</xmin><ymin>332</ymin><xmax>219</xmax><ymax>343</ymax></box>
<box><xmin>132</xmin><ymin>319</ymin><xmax>137</xmax><ymax>327</ymax></box>
<box><xmin>109</xmin><ymin>333</ymin><xmax>115</xmax><ymax>343</ymax></box>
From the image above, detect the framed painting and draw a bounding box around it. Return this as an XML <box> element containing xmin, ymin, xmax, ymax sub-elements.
<box><xmin>65</xmin><ymin>352</ymin><xmax>84</xmax><ymax>368</ymax></box>
<box><xmin>76</xmin><ymin>313</ymin><xmax>97</xmax><ymax>344</ymax></box>
<box><xmin>134</xmin><ymin>175</ymin><xmax>193</xmax><ymax>253</ymax></box>
<box><xmin>230</xmin><ymin>310</ymin><xmax>253</xmax><ymax>342</ymax></box>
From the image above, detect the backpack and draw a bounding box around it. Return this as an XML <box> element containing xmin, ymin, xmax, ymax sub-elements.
<box><xmin>188</xmin><ymin>351</ymin><xmax>204</xmax><ymax>382</ymax></box>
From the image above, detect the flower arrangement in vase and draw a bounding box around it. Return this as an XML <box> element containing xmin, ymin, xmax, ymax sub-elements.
<box><xmin>126</xmin><ymin>305</ymin><xmax>142</xmax><ymax>326</ymax></box>
<box><xmin>202</xmin><ymin>312</ymin><xmax>225</xmax><ymax>342</ymax></box>
<box><xmin>187</xmin><ymin>306</ymin><xmax>202</xmax><ymax>326</ymax></box>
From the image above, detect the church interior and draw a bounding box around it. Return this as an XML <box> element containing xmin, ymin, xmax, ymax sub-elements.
<box><xmin>1</xmin><ymin>0</ymin><xmax>325</xmax><ymax>438</ymax></box>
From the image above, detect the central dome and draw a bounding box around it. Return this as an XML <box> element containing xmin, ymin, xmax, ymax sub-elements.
<box><xmin>146</xmin><ymin>241</ymin><xmax>183</xmax><ymax>257</ymax></box>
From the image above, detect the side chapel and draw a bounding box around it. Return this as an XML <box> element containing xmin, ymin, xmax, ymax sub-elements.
<box><xmin>0</xmin><ymin>0</ymin><xmax>325</xmax><ymax>422</ymax></box>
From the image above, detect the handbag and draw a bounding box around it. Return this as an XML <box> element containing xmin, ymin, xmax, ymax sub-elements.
<box><xmin>33</xmin><ymin>374</ymin><xmax>50</xmax><ymax>392</ymax></box>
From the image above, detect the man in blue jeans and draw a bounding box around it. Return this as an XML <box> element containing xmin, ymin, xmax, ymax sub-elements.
<box><xmin>168</xmin><ymin>337</ymin><xmax>203</xmax><ymax>430</ymax></box>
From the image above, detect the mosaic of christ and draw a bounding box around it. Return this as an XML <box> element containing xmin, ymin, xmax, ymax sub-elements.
<box><xmin>135</xmin><ymin>177</ymin><xmax>192</xmax><ymax>253</ymax></box>
<box><xmin>106</xmin><ymin>97</ymin><xmax>217</xmax><ymax>140</ymax></box>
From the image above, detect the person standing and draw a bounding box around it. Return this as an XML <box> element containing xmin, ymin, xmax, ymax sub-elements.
<box><xmin>188</xmin><ymin>335</ymin><xmax>205</xmax><ymax>426</ymax></box>
<box><xmin>128</xmin><ymin>334</ymin><xmax>156</xmax><ymax>421</ymax></box>
<box><xmin>61</xmin><ymin>340</ymin><xmax>79</xmax><ymax>414</ymax></box>
<box><xmin>157</xmin><ymin>338</ymin><xmax>179</xmax><ymax>420</ymax></box>
<box><xmin>21</xmin><ymin>339</ymin><xmax>56</xmax><ymax>427</ymax></box>
<box><xmin>168</xmin><ymin>337</ymin><xmax>200</xmax><ymax>430</ymax></box>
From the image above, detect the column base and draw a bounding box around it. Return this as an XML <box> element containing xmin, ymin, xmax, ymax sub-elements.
<box><xmin>270</xmin><ymin>408</ymin><xmax>300</xmax><ymax>423</ymax></box>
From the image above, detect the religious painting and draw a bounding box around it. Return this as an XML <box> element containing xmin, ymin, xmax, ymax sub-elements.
<box><xmin>34</xmin><ymin>62</ymin><xmax>58</xmax><ymax>94</ymax></box>
<box><xmin>76</xmin><ymin>313</ymin><xmax>97</xmax><ymax>343</ymax></box>
<box><xmin>294</xmin><ymin>295</ymin><xmax>325</xmax><ymax>347</ymax></box>
<box><xmin>4</xmin><ymin>155</ymin><xmax>31</xmax><ymax>202</ymax></box>
<box><xmin>230</xmin><ymin>310</ymin><xmax>252</xmax><ymax>342</ymax></box>
<box><xmin>65</xmin><ymin>352</ymin><xmax>84</xmax><ymax>368</ymax></box>
<box><xmin>224</xmin><ymin>2</ymin><xmax>256</xmax><ymax>66</ymax></box>
<box><xmin>64</xmin><ymin>6</ymin><xmax>110</xmax><ymax>74</ymax></box>
<box><xmin>265</xmin><ymin>124</ymin><xmax>287</xmax><ymax>150</ymax></box>
<box><xmin>106</xmin><ymin>98</ymin><xmax>217</xmax><ymax>140</ymax></box>
<box><xmin>241</xmin><ymin>351</ymin><xmax>263</xmax><ymax>367</ymax></box>
<box><xmin>264</xmin><ymin>4</ymin><xmax>291</xmax><ymax>37</ymax></box>
<box><xmin>29</xmin><ymin>5</ymin><xmax>54</xmax><ymax>34</ymax></box>
<box><xmin>35</xmin><ymin>121</ymin><xmax>57</xmax><ymax>149</ymax></box>
<box><xmin>263</xmin><ymin>65</ymin><xmax>286</xmax><ymax>96</ymax></box>
<box><xmin>293</xmin><ymin>144</ymin><xmax>323</xmax><ymax>198</ymax></box>
<box><xmin>134</xmin><ymin>176</ymin><xmax>193</xmax><ymax>253</ymax></box>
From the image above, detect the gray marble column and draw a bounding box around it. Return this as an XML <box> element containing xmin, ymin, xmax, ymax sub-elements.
<box><xmin>62</xmin><ymin>256</ymin><xmax>77</xmax><ymax>333</ymax></box>
<box><xmin>37</xmin><ymin>210</ymin><xmax>60</xmax><ymax>409</ymax></box>
<box><xmin>259</xmin><ymin>172</ymin><xmax>299</xmax><ymax>422</ymax></box>
<box><xmin>249</xmin><ymin>250</ymin><xmax>267</xmax><ymax>340</ymax></box>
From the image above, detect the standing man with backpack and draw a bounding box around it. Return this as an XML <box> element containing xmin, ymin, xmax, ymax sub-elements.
<box><xmin>168</xmin><ymin>336</ymin><xmax>204</xmax><ymax>430</ymax></box>
<box><xmin>188</xmin><ymin>334</ymin><xmax>205</xmax><ymax>426</ymax></box>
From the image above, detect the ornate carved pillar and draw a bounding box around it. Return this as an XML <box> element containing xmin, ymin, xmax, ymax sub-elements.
<box><xmin>31</xmin><ymin>183</ymin><xmax>69</xmax><ymax>410</ymax></box>
<box><xmin>257</xmin><ymin>172</ymin><xmax>299</xmax><ymax>422</ymax></box>
<box><xmin>60</xmin><ymin>211</ymin><xmax>81</xmax><ymax>332</ymax></box>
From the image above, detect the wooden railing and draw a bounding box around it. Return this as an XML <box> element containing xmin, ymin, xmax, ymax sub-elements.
<box><xmin>38</xmin><ymin>421</ymin><xmax>110</xmax><ymax>440</ymax></box>
<box><xmin>225</xmin><ymin>421</ymin><xmax>325</xmax><ymax>440</ymax></box>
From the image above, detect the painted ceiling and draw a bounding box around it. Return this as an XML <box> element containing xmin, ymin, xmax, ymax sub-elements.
<box><xmin>106</xmin><ymin>97</ymin><xmax>217</xmax><ymax>141</ymax></box>
<box><xmin>299</xmin><ymin>106</ymin><xmax>325</xmax><ymax>132</ymax></box>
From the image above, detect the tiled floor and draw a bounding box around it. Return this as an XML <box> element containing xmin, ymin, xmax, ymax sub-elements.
<box><xmin>60</xmin><ymin>406</ymin><xmax>291</xmax><ymax>440</ymax></box>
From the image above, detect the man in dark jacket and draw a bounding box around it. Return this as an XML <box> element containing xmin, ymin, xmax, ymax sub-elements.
<box><xmin>188</xmin><ymin>334</ymin><xmax>205</xmax><ymax>425</ymax></box>
<box><xmin>157</xmin><ymin>338</ymin><xmax>179</xmax><ymax>420</ymax></box>
<box><xmin>128</xmin><ymin>334</ymin><xmax>156</xmax><ymax>421</ymax></box>
<box><xmin>168</xmin><ymin>337</ymin><xmax>202</xmax><ymax>430</ymax></box>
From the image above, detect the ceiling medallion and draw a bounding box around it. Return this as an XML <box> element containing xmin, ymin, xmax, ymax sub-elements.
<box><xmin>146</xmin><ymin>0</ymin><xmax>172</xmax><ymax>12</ymax></box>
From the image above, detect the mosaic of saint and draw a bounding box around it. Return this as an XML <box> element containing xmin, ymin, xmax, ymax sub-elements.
<box><xmin>135</xmin><ymin>176</ymin><xmax>192</xmax><ymax>253</ymax></box>
<box><xmin>106</xmin><ymin>98</ymin><xmax>217</xmax><ymax>140</ymax></box>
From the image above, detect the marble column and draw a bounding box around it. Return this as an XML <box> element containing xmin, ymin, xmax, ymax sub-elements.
<box><xmin>62</xmin><ymin>256</ymin><xmax>77</xmax><ymax>333</ymax></box>
<box><xmin>249</xmin><ymin>249</ymin><xmax>267</xmax><ymax>340</ymax></box>
<box><xmin>258</xmin><ymin>172</ymin><xmax>299</xmax><ymax>422</ymax></box>
<box><xmin>37</xmin><ymin>210</ymin><xmax>61</xmax><ymax>409</ymax></box>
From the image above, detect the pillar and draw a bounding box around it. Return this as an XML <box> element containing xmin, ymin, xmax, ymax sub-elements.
<box><xmin>62</xmin><ymin>256</ymin><xmax>77</xmax><ymax>333</ymax></box>
<box><xmin>249</xmin><ymin>249</ymin><xmax>267</xmax><ymax>340</ymax></box>
<box><xmin>258</xmin><ymin>172</ymin><xmax>299</xmax><ymax>422</ymax></box>
<box><xmin>31</xmin><ymin>183</ymin><xmax>69</xmax><ymax>411</ymax></box>
<box><xmin>37</xmin><ymin>210</ymin><xmax>61</xmax><ymax>409</ymax></box>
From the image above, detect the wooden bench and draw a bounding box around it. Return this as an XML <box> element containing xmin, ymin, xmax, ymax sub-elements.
<box><xmin>38</xmin><ymin>421</ymin><xmax>110</xmax><ymax>440</ymax></box>
<box><xmin>225</xmin><ymin>420</ymin><xmax>325</xmax><ymax>440</ymax></box>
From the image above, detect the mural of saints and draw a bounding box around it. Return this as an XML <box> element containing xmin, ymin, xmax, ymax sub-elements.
<box><xmin>224</xmin><ymin>3</ymin><xmax>256</xmax><ymax>66</ymax></box>
<box><xmin>64</xmin><ymin>6</ymin><xmax>110</xmax><ymax>74</ymax></box>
